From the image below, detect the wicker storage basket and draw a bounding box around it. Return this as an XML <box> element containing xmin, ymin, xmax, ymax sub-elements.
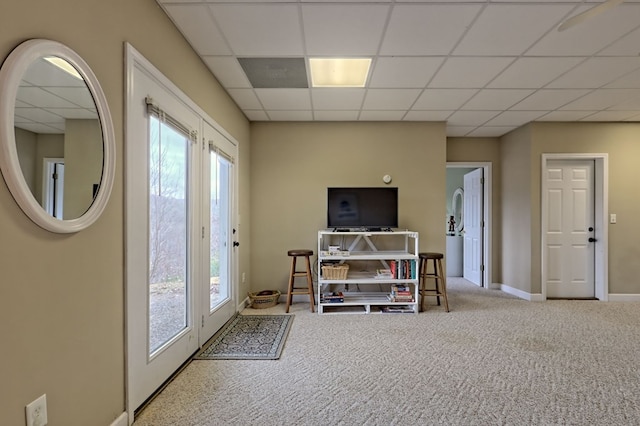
<box><xmin>321</xmin><ymin>264</ymin><xmax>349</xmax><ymax>280</ymax></box>
<box><xmin>248</xmin><ymin>290</ymin><xmax>281</xmax><ymax>309</ymax></box>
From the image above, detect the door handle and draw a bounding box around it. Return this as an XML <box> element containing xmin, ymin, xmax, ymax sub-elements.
<box><xmin>233</xmin><ymin>241</ymin><xmax>240</xmax><ymax>247</ymax></box>
<box><xmin>588</xmin><ymin>237</ymin><xmax>597</xmax><ymax>242</ymax></box>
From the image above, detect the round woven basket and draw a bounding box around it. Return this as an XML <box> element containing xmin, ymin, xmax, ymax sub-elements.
<box><xmin>248</xmin><ymin>290</ymin><xmax>281</xmax><ymax>309</ymax></box>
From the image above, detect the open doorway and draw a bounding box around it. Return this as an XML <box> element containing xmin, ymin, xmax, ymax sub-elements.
<box><xmin>446</xmin><ymin>162</ymin><xmax>492</xmax><ymax>288</ymax></box>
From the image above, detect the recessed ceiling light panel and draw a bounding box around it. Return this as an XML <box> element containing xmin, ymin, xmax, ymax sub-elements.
<box><xmin>310</xmin><ymin>58</ymin><xmax>371</xmax><ymax>88</ymax></box>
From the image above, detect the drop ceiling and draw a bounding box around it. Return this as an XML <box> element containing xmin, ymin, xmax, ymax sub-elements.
<box><xmin>156</xmin><ymin>0</ymin><xmax>640</xmax><ymax>137</ymax></box>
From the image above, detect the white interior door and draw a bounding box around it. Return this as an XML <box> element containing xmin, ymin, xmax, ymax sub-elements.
<box><xmin>544</xmin><ymin>160</ymin><xmax>595</xmax><ymax>298</ymax></box>
<box><xmin>463</xmin><ymin>168</ymin><xmax>483</xmax><ymax>286</ymax></box>
<box><xmin>201</xmin><ymin>121</ymin><xmax>237</xmax><ymax>342</ymax></box>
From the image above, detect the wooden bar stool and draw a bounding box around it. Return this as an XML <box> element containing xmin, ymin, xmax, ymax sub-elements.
<box><xmin>418</xmin><ymin>252</ymin><xmax>450</xmax><ymax>312</ymax></box>
<box><xmin>286</xmin><ymin>249</ymin><xmax>315</xmax><ymax>313</ymax></box>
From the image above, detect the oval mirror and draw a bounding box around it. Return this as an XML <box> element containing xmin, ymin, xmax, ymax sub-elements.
<box><xmin>0</xmin><ymin>39</ymin><xmax>114</xmax><ymax>233</ymax></box>
<box><xmin>452</xmin><ymin>187</ymin><xmax>464</xmax><ymax>234</ymax></box>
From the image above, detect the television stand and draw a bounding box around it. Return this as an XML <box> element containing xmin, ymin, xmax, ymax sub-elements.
<box><xmin>318</xmin><ymin>230</ymin><xmax>419</xmax><ymax>314</ymax></box>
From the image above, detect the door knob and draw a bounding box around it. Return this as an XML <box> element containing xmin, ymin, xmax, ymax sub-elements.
<box><xmin>588</xmin><ymin>237</ymin><xmax>597</xmax><ymax>242</ymax></box>
<box><xmin>588</xmin><ymin>227</ymin><xmax>594</xmax><ymax>232</ymax></box>
<box><xmin>233</xmin><ymin>241</ymin><xmax>240</xmax><ymax>247</ymax></box>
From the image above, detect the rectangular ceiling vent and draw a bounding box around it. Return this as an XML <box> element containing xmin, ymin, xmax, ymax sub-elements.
<box><xmin>238</xmin><ymin>58</ymin><xmax>308</xmax><ymax>89</ymax></box>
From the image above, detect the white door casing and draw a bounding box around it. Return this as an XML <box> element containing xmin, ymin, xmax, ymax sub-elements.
<box><xmin>463</xmin><ymin>168</ymin><xmax>483</xmax><ymax>286</ymax></box>
<box><xmin>544</xmin><ymin>160</ymin><xmax>595</xmax><ymax>298</ymax></box>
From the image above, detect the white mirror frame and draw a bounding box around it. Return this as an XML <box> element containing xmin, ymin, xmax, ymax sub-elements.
<box><xmin>452</xmin><ymin>187</ymin><xmax>464</xmax><ymax>234</ymax></box>
<box><xmin>0</xmin><ymin>39</ymin><xmax>115</xmax><ymax>233</ymax></box>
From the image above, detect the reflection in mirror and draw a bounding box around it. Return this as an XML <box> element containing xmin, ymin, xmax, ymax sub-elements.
<box><xmin>452</xmin><ymin>187</ymin><xmax>464</xmax><ymax>235</ymax></box>
<box><xmin>0</xmin><ymin>39</ymin><xmax>115</xmax><ymax>233</ymax></box>
<box><xmin>14</xmin><ymin>56</ymin><xmax>103</xmax><ymax>220</ymax></box>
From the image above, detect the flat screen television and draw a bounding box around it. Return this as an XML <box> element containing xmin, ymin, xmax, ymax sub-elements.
<box><xmin>327</xmin><ymin>187</ymin><xmax>398</xmax><ymax>230</ymax></box>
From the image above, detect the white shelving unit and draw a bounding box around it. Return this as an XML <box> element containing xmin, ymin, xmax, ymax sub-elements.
<box><xmin>317</xmin><ymin>230</ymin><xmax>419</xmax><ymax>314</ymax></box>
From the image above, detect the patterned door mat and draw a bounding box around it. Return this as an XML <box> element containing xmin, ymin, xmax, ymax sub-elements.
<box><xmin>194</xmin><ymin>314</ymin><xmax>293</xmax><ymax>360</ymax></box>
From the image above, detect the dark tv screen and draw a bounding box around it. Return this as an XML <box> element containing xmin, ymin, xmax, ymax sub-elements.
<box><xmin>327</xmin><ymin>187</ymin><xmax>398</xmax><ymax>230</ymax></box>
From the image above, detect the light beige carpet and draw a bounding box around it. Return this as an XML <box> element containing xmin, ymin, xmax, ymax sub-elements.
<box><xmin>134</xmin><ymin>279</ymin><xmax>640</xmax><ymax>425</ymax></box>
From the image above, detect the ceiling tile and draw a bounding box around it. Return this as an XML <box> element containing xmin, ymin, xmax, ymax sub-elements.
<box><xmin>254</xmin><ymin>88</ymin><xmax>311</xmax><ymax>110</ymax></box>
<box><xmin>468</xmin><ymin>126</ymin><xmax>517</xmax><ymax>137</ymax></box>
<box><xmin>488</xmin><ymin>57</ymin><xmax>584</xmax><ymax>89</ymax></box>
<box><xmin>447</xmin><ymin>110</ymin><xmax>500</xmax><ymax>126</ymax></box>
<box><xmin>526</xmin><ymin>3</ymin><xmax>640</xmax><ymax>56</ymax></box>
<box><xmin>584</xmin><ymin>110</ymin><xmax>640</xmax><ymax>121</ymax></box>
<box><xmin>358</xmin><ymin>110</ymin><xmax>406</xmax><ymax>120</ymax></box>
<box><xmin>380</xmin><ymin>4</ymin><xmax>482</xmax><ymax>55</ymax></box>
<box><xmin>163</xmin><ymin>4</ymin><xmax>231</xmax><ymax>56</ymax></box>
<box><xmin>403</xmin><ymin>111</ymin><xmax>452</xmax><ymax>121</ymax></box>
<box><xmin>454</xmin><ymin>4</ymin><xmax>574</xmax><ymax>56</ymax></box>
<box><xmin>537</xmin><ymin>111</ymin><xmax>596</xmax><ymax>121</ymax></box>
<box><xmin>314</xmin><ymin>111</ymin><xmax>361</xmax><ymax>121</ymax></box>
<box><xmin>208</xmin><ymin>3</ymin><xmax>304</xmax><ymax>56</ymax></box>
<box><xmin>485</xmin><ymin>110</ymin><xmax>546</xmax><ymax>127</ymax></box>
<box><xmin>430</xmin><ymin>57</ymin><xmax>514</xmax><ymax>88</ymax></box>
<box><xmin>227</xmin><ymin>89</ymin><xmax>263</xmax><ymax>110</ymax></box>
<box><xmin>244</xmin><ymin>110</ymin><xmax>270</xmax><ymax>121</ymax></box>
<box><xmin>362</xmin><ymin>89</ymin><xmax>421</xmax><ymax>110</ymax></box>
<box><xmin>202</xmin><ymin>57</ymin><xmax>252</xmax><ymax>88</ymax></box>
<box><xmin>446</xmin><ymin>126</ymin><xmax>476</xmax><ymax>137</ymax></box>
<box><xmin>510</xmin><ymin>89</ymin><xmax>590</xmax><ymax>110</ymax></box>
<box><xmin>413</xmin><ymin>89</ymin><xmax>478</xmax><ymax>110</ymax></box>
<box><xmin>267</xmin><ymin>110</ymin><xmax>313</xmax><ymax>120</ymax></box>
<box><xmin>311</xmin><ymin>89</ymin><xmax>365</xmax><ymax>110</ymax></box>
<box><xmin>302</xmin><ymin>4</ymin><xmax>389</xmax><ymax>55</ymax></box>
<box><xmin>599</xmin><ymin>27</ymin><xmax>640</xmax><ymax>56</ymax></box>
<box><xmin>462</xmin><ymin>89</ymin><xmax>535</xmax><ymax>110</ymax></box>
<box><xmin>559</xmin><ymin>89</ymin><xmax>640</xmax><ymax>110</ymax></box>
<box><xmin>369</xmin><ymin>57</ymin><xmax>444</xmax><ymax>88</ymax></box>
<box><xmin>548</xmin><ymin>57</ymin><xmax>640</xmax><ymax>89</ymax></box>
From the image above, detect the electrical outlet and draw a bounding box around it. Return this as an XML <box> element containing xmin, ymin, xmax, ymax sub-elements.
<box><xmin>26</xmin><ymin>394</ymin><xmax>48</xmax><ymax>426</ymax></box>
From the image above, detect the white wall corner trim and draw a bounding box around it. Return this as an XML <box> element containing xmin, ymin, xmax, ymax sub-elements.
<box><xmin>110</xmin><ymin>412</ymin><xmax>128</xmax><ymax>426</ymax></box>
<box><xmin>500</xmin><ymin>284</ymin><xmax>544</xmax><ymax>301</ymax></box>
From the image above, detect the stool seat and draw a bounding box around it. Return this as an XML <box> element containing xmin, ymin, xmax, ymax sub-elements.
<box><xmin>286</xmin><ymin>249</ymin><xmax>315</xmax><ymax>313</ymax></box>
<box><xmin>418</xmin><ymin>252</ymin><xmax>450</xmax><ymax>312</ymax></box>
<box><xmin>419</xmin><ymin>252</ymin><xmax>444</xmax><ymax>260</ymax></box>
<box><xmin>288</xmin><ymin>249</ymin><xmax>313</xmax><ymax>257</ymax></box>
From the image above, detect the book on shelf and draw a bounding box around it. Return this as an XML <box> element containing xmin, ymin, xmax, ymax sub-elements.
<box><xmin>321</xmin><ymin>291</ymin><xmax>344</xmax><ymax>303</ymax></box>
<box><xmin>381</xmin><ymin>305</ymin><xmax>415</xmax><ymax>313</ymax></box>
<box><xmin>389</xmin><ymin>259</ymin><xmax>417</xmax><ymax>279</ymax></box>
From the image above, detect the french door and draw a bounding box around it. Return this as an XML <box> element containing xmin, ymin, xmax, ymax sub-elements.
<box><xmin>126</xmin><ymin>45</ymin><xmax>237</xmax><ymax>417</ymax></box>
<box><xmin>201</xmin><ymin>121</ymin><xmax>237</xmax><ymax>342</ymax></box>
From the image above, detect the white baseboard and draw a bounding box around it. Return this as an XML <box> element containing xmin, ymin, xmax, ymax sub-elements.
<box><xmin>499</xmin><ymin>284</ymin><xmax>544</xmax><ymax>301</ymax></box>
<box><xmin>110</xmin><ymin>412</ymin><xmax>128</xmax><ymax>426</ymax></box>
<box><xmin>608</xmin><ymin>294</ymin><xmax>640</xmax><ymax>302</ymax></box>
<box><xmin>238</xmin><ymin>295</ymin><xmax>251</xmax><ymax>311</ymax></box>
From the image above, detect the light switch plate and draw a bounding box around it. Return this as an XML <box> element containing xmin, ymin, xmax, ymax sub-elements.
<box><xmin>610</xmin><ymin>214</ymin><xmax>617</xmax><ymax>224</ymax></box>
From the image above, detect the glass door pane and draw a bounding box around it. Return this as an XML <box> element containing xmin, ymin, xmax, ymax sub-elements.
<box><xmin>209</xmin><ymin>150</ymin><xmax>231</xmax><ymax>312</ymax></box>
<box><xmin>148</xmin><ymin>116</ymin><xmax>189</xmax><ymax>355</ymax></box>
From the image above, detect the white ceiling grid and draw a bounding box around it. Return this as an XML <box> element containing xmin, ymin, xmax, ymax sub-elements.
<box><xmin>157</xmin><ymin>0</ymin><xmax>640</xmax><ymax>137</ymax></box>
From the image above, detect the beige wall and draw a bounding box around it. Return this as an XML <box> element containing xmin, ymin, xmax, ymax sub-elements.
<box><xmin>0</xmin><ymin>1</ymin><xmax>249</xmax><ymax>425</ymax></box>
<box><xmin>500</xmin><ymin>126</ymin><xmax>534</xmax><ymax>293</ymax></box>
<box><xmin>499</xmin><ymin>122</ymin><xmax>640</xmax><ymax>295</ymax></box>
<box><xmin>249</xmin><ymin>121</ymin><xmax>446</xmax><ymax>293</ymax></box>
<box><xmin>64</xmin><ymin>119</ymin><xmax>102</xmax><ymax>219</ymax></box>
<box><xmin>530</xmin><ymin>122</ymin><xmax>640</xmax><ymax>294</ymax></box>
<box><xmin>447</xmin><ymin>137</ymin><xmax>502</xmax><ymax>283</ymax></box>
